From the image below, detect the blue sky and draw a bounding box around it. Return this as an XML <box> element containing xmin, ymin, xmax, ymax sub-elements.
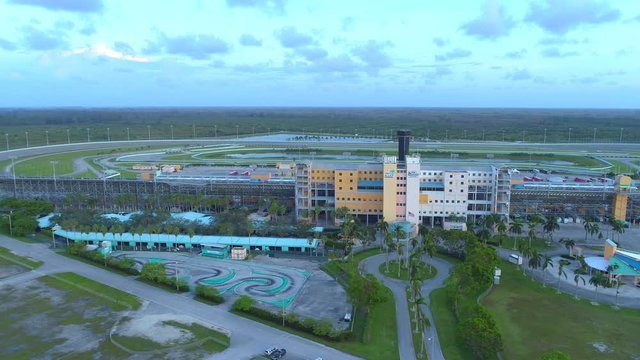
<box><xmin>0</xmin><ymin>0</ymin><xmax>638</xmax><ymax>108</ymax></box>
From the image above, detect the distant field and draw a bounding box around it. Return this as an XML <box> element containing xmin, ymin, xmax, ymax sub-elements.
<box><xmin>0</xmin><ymin>108</ymin><xmax>638</xmax><ymax>148</ymax></box>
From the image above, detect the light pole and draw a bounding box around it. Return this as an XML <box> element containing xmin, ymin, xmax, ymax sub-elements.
<box><xmin>66</xmin><ymin>129</ymin><xmax>70</xmax><ymax>144</ymax></box>
<box><xmin>267</xmin><ymin>128</ymin><xmax>270</xmax><ymax>136</ymax></box>
<box><xmin>214</xmin><ymin>125</ymin><xmax>217</xmax><ymax>138</ymax></box>
<box><xmin>482</xmin><ymin>129</ymin><xmax>485</xmax><ymax>141</ymax></box>
<box><xmin>147</xmin><ymin>125</ymin><xmax>151</xmax><ymax>140</ymax></box>
<box><xmin>445</xmin><ymin>130</ymin><xmax>448</xmax><ymax>141</ymax></box>
<box><xmin>543</xmin><ymin>128</ymin><xmax>547</xmax><ymax>144</ymax></box>
<box><xmin>127</xmin><ymin>127</ymin><xmax>130</xmax><ymax>141</ymax></box>
<box><xmin>236</xmin><ymin>125</ymin><xmax>239</xmax><ymax>139</ymax></box>
<box><xmin>170</xmin><ymin>125</ymin><xmax>174</xmax><ymax>140</ymax></box>
<box><xmin>568</xmin><ymin>128</ymin><xmax>572</xmax><ymax>143</ymax></box>
<box><xmin>50</xmin><ymin>160</ymin><xmax>58</xmax><ymax>190</ymax></box>
<box><xmin>107</xmin><ymin>127</ymin><xmax>111</xmax><ymax>141</ymax></box>
<box><xmin>5</xmin><ymin>133</ymin><xmax>8</xmax><ymax>151</ymax></box>
<box><xmin>464</xmin><ymin>130</ymin><xmax>467</xmax><ymax>140</ymax></box>
<box><xmin>11</xmin><ymin>157</ymin><xmax>17</xmax><ymax>197</ymax></box>
<box><xmin>7</xmin><ymin>210</ymin><xmax>12</xmax><ymax>236</ymax></box>
<box><xmin>45</xmin><ymin>130</ymin><xmax>49</xmax><ymax>145</ymax></box>
<box><xmin>593</xmin><ymin>128</ymin><xmax>597</xmax><ymax>143</ymax></box>
<box><xmin>25</xmin><ymin>131</ymin><xmax>29</xmax><ymax>147</ymax></box>
<box><xmin>253</xmin><ymin>127</ymin><xmax>255</xmax><ymax>136</ymax></box>
<box><xmin>86</xmin><ymin>128</ymin><xmax>91</xmax><ymax>142</ymax></box>
<box><xmin>502</xmin><ymin>130</ymin><xmax>505</xmax><ymax>142</ymax></box>
<box><xmin>522</xmin><ymin>130</ymin><xmax>525</xmax><ymax>142</ymax></box>
<box><xmin>192</xmin><ymin>124</ymin><xmax>196</xmax><ymax>139</ymax></box>
<box><xmin>616</xmin><ymin>128</ymin><xmax>624</xmax><ymax>143</ymax></box>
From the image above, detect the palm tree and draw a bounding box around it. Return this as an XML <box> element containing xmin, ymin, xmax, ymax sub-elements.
<box><xmin>611</xmin><ymin>220</ymin><xmax>625</xmax><ymax>243</ymax></box>
<box><xmin>589</xmin><ymin>272</ymin><xmax>607</xmax><ymax>303</ymax></box>
<box><xmin>559</xmin><ymin>238</ymin><xmax>576</xmax><ymax>257</ymax></box>
<box><xmin>583</xmin><ymin>219</ymin><xmax>592</xmax><ymax>241</ymax></box>
<box><xmin>509</xmin><ymin>218</ymin><xmax>524</xmax><ymax>250</ymax></box>
<box><xmin>573</xmin><ymin>269</ymin><xmax>586</xmax><ymax>299</ymax></box>
<box><xmin>187</xmin><ymin>228</ymin><xmax>196</xmax><ymax>252</ymax></box>
<box><xmin>541</xmin><ymin>255</ymin><xmax>553</xmax><ymax>286</ymax></box>
<box><xmin>556</xmin><ymin>259</ymin><xmax>570</xmax><ymax>293</ymax></box>
<box><xmin>425</xmin><ymin>237</ymin><xmax>436</xmax><ymax>275</ymax></box>
<box><xmin>526</xmin><ymin>219</ymin><xmax>538</xmax><ymax>248</ymax></box>
<box><xmin>543</xmin><ymin>215</ymin><xmax>560</xmax><ymax>242</ymax></box>
<box><xmin>590</xmin><ymin>222</ymin><xmax>600</xmax><ymax>240</ymax></box>
<box><xmin>385</xmin><ymin>233</ymin><xmax>395</xmax><ymax>273</ymax></box>
<box><xmin>414</xmin><ymin>295</ymin><xmax>426</xmax><ymax>333</ymax></box>
<box><xmin>397</xmin><ymin>243</ymin><xmax>404</xmax><ymax>277</ymax></box>
<box><xmin>528</xmin><ymin>250</ymin><xmax>541</xmax><ymax>274</ymax></box>
<box><xmin>377</xmin><ymin>219</ymin><xmax>389</xmax><ymax>249</ymax></box>
<box><xmin>496</xmin><ymin>219</ymin><xmax>507</xmax><ymax>247</ymax></box>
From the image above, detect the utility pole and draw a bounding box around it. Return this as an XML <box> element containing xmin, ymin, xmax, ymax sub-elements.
<box><xmin>268</xmin><ymin>128</ymin><xmax>270</xmax><ymax>136</ymax></box>
<box><xmin>568</xmin><ymin>128</ymin><xmax>572</xmax><ymax>143</ymax></box>
<box><xmin>236</xmin><ymin>125</ymin><xmax>239</xmax><ymax>139</ymax></box>
<box><xmin>482</xmin><ymin>129</ymin><xmax>485</xmax><ymax>141</ymax></box>
<box><xmin>192</xmin><ymin>124</ymin><xmax>196</xmax><ymax>139</ymax></box>
<box><xmin>593</xmin><ymin>128</ymin><xmax>597</xmax><ymax>143</ymax></box>
<box><xmin>11</xmin><ymin>157</ymin><xmax>17</xmax><ymax>197</ymax></box>
<box><xmin>616</xmin><ymin>128</ymin><xmax>624</xmax><ymax>143</ymax></box>
<box><xmin>25</xmin><ymin>131</ymin><xmax>29</xmax><ymax>147</ymax></box>
<box><xmin>86</xmin><ymin>128</ymin><xmax>91</xmax><ymax>142</ymax></box>
<box><xmin>66</xmin><ymin>129</ymin><xmax>70</xmax><ymax>144</ymax></box>
<box><xmin>107</xmin><ymin>127</ymin><xmax>111</xmax><ymax>141</ymax></box>
<box><xmin>170</xmin><ymin>125</ymin><xmax>174</xmax><ymax>140</ymax></box>
<box><xmin>215</xmin><ymin>125</ymin><xmax>217</xmax><ymax>138</ymax></box>
<box><xmin>127</xmin><ymin>127</ymin><xmax>130</xmax><ymax>141</ymax></box>
<box><xmin>45</xmin><ymin>130</ymin><xmax>49</xmax><ymax>145</ymax></box>
<box><xmin>7</xmin><ymin>211</ymin><xmax>12</xmax><ymax>236</ymax></box>
<box><xmin>543</xmin><ymin>128</ymin><xmax>547</xmax><ymax>144</ymax></box>
<box><xmin>502</xmin><ymin>130</ymin><xmax>505</xmax><ymax>142</ymax></box>
<box><xmin>5</xmin><ymin>133</ymin><xmax>9</xmax><ymax>151</ymax></box>
<box><xmin>147</xmin><ymin>125</ymin><xmax>151</xmax><ymax>140</ymax></box>
<box><xmin>50</xmin><ymin>161</ymin><xmax>58</xmax><ymax>190</ymax></box>
<box><xmin>522</xmin><ymin>130</ymin><xmax>525</xmax><ymax>142</ymax></box>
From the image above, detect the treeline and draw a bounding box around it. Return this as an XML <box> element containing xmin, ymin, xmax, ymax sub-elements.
<box><xmin>440</xmin><ymin>230</ymin><xmax>503</xmax><ymax>360</ymax></box>
<box><xmin>0</xmin><ymin>198</ymin><xmax>53</xmax><ymax>236</ymax></box>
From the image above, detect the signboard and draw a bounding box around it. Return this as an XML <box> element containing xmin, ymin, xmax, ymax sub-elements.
<box><xmin>407</xmin><ymin>170</ymin><xmax>419</xmax><ymax>178</ymax></box>
<box><xmin>384</xmin><ymin>169</ymin><xmax>396</xmax><ymax>179</ymax></box>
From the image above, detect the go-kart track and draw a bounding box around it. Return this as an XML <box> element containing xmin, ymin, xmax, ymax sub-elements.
<box><xmin>118</xmin><ymin>251</ymin><xmax>310</xmax><ymax>308</ymax></box>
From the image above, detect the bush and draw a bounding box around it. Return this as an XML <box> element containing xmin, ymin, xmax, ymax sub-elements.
<box><xmin>231</xmin><ymin>296</ymin><xmax>352</xmax><ymax>341</ymax></box>
<box><xmin>139</xmin><ymin>262</ymin><xmax>189</xmax><ymax>292</ymax></box>
<box><xmin>195</xmin><ymin>284</ymin><xmax>224</xmax><ymax>304</ymax></box>
<box><xmin>560</xmin><ymin>254</ymin><xmax>575</xmax><ymax>260</ymax></box>
<box><xmin>66</xmin><ymin>243</ymin><xmax>140</xmax><ymax>275</ymax></box>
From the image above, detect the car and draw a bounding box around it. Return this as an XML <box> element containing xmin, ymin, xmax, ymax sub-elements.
<box><xmin>343</xmin><ymin>312</ymin><xmax>352</xmax><ymax>322</ymax></box>
<box><xmin>264</xmin><ymin>346</ymin><xmax>278</xmax><ymax>356</ymax></box>
<box><xmin>269</xmin><ymin>348</ymin><xmax>287</xmax><ymax>359</ymax></box>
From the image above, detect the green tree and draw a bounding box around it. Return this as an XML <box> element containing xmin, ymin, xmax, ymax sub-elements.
<box><xmin>559</xmin><ymin>238</ymin><xmax>576</xmax><ymax>257</ymax></box>
<box><xmin>12</xmin><ymin>215</ymin><xmax>37</xmax><ymax>236</ymax></box>
<box><xmin>232</xmin><ymin>295</ymin><xmax>256</xmax><ymax>311</ymax></box>
<box><xmin>140</xmin><ymin>262</ymin><xmax>167</xmax><ymax>282</ymax></box>
<box><xmin>556</xmin><ymin>259</ymin><xmax>569</xmax><ymax>293</ymax></box>
<box><xmin>509</xmin><ymin>219</ymin><xmax>524</xmax><ymax>250</ymax></box>
<box><xmin>573</xmin><ymin>268</ymin><xmax>586</xmax><ymax>299</ymax></box>
<box><xmin>457</xmin><ymin>307</ymin><xmax>503</xmax><ymax>360</ymax></box>
<box><xmin>541</xmin><ymin>255</ymin><xmax>553</xmax><ymax>286</ymax></box>
<box><xmin>543</xmin><ymin>215</ymin><xmax>560</xmax><ymax>241</ymax></box>
<box><xmin>589</xmin><ymin>272</ymin><xmax>608</xmax><ymax>303</ymax></box>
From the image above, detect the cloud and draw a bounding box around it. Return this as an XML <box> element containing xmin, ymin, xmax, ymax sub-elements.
<box><xmin>425</xmin><ymin>67</ymin><xmax>453</xmax><ymax>84</ymax></box>
<box><xmin>525</xmin><ymin>0</ymin><xmax>620</xmax><ymax>34</ymax></box>
<box><xmin>0</xmin><ymin>38</ymin><xmax>17</xmax><ymax>51</ymax></box>
<box><xmin>432</xmin><ymin>37</ymin><xmax>449</xmax><ymax>47</ymax></box>
<box><xmin>342</xmin><ymin>17</ymin><xmax>356</xmax><ymax>32</ymax></box>
<box><xmin>296</xmin><ymin>47</ymin><xmax>328</xmax><ymax>61</ymax></box>
<box><xmin>461</xmin><ymin>0</ymin><xmax>515</xmax><ymax>40</ymax></box>
<box><xmin>505</xmin><ymin>69</ymin><xmax>531</xmax><ymax>81</ymax></box>
<box><xmin>226</xmin><ymin>0</ymin><xmax>285</xmax><ymax>14</ymax></box>
<box><xmin>66</xmin><ymin>44</ymin><xmax>150</xmax><ymax>62</ymax></box>
<box><xmin>275</xmin><ymin>26</ymin><xmax>314</xmax><ymax>48</ymax></box>
<box><xmin>311</xmin><ymin>55</ymin><xmax>361</xmax><ymax>74</ymax></box>
<box><xmin>351</xmin><ymin>40</ymin><xmax>392</xmax><ymax>72</ymax></box>
<box><xmin>572</xmin><ymin>76</ymin><xmax>598</xmax><ymax>84</ymax></box>
<box><xmin>79</xmin><ymin>23</ymin><xmax>97</xmax><ymax>36</ymax></box>
<box><xmin>239</xmin><ymin>34</ymin><xmax>262</xmax><ymax>47</ymax></box>
<box><xmin>504</xmin><ymin>48</ymin><xmax>527</xmax><ymax>59</ymax></box>
<box><xmin>145</xmin><ymin>32</ymin><xmax>230</xmax><ymax>59</ymax></box>
<box><xmin>9</xmin><ymin>0</ymin><xmax>103</xmax><ymax>12</ymax></box>
<box><xmin>435</xmin><ymin>48</ymin><xmax>472</xmax><ymax>62</ymax></box>
<box><xmin>54</xmin><ymin>20</ymin><xmax>74</xmax><ymax>31</ymax></box>
<box><xmin>22</xmin><ymin>24</ymin><xmax>67</xmax><ymax>50</ymax></box>
<box><xmin>540</xmin><ymin>47</ymin><xmax>579</xmax><ymax>58</ymax></box>
<box><xmin>538</xmin><ymin>36</ymin><xmax>587</xmax><ymax>45</ymax></box>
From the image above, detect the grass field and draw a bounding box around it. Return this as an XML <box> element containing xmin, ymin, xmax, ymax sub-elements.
<box><xmin>379</xmin><ymin>260</ymin><xmax>436</xmax><ymax>281</ymax></box>
<box><xmin>0</xmin><ymin>245</ymin><xmax>43</xmax><ymax>269</ymax></box>
<box><xmin>41</xmin><ymin>272</ymin><xmax>142</xmax><ymax>311</ymax></box>
<box><xmin>607</xmin><ymin>159</ymin><xmax>636</xmax><ymax>175</ymax></box>
<box><xmin>483</xmin><ymin>262</ymin><xmax>640</xmax><ymax>360</ymax></box>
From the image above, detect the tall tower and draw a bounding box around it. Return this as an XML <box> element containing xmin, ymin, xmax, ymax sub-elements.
<box><xmin>397</xmin><ymin>130</ymin><xmax>411</xmax><ymax>165</ymax></box>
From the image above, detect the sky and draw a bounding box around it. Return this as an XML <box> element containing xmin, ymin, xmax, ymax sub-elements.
<box><xmin>0</xmin><ymin>0</ymin><xmax>638</xmax><ymax>108</ymax></box>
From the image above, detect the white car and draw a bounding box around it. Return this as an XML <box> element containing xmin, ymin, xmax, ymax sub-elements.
<box><xmin>265</xmin><ymin>346</ymin><xmax>278</xmax><ymax>356</ymax></box>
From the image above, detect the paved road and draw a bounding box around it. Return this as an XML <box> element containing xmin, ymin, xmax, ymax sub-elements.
<box><xmin>0</xmin><ymin>236</ymin><xmax>359</xmax><ymax>360</ymax></box>
<box><xmin>363</xmin><ymin>254</ymin><xmax>416</xmax><ymax>360</ymax></box>
<box><xmin>362</xmin><ymin>254</ymin><xmax>452</xmax><ymax>360</ymax></box>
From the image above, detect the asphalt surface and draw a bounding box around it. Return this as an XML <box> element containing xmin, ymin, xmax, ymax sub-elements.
<box><xmin>362</xmin><ymin>254</ymin><xmax>452</xmax><ymax>360</ymax></box>
<box><xmin>0</xmin><ymin>236</ymin><xmax>360</xmax><ymax>360</ymax></box>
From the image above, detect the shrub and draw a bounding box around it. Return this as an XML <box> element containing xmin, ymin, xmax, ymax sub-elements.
<box><xmin>195</xmin><ymin>284</ymin><xmax>224</xmax><ymax>304</ymax></box>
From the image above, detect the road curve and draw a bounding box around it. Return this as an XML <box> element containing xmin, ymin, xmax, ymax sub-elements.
<box><xmin>362</xmin><ymin>254</ymin><xmax>452</xmax><ymax>360</ymax></box>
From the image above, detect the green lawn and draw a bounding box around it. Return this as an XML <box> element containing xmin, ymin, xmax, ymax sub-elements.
<box><xmin>607</xmin><ymin>159</ymin><xmax>636</xmax><ymax>175</ymax></box>
<box><xmin>503</xmin><ymin>236</ymin><xmax>554</xmax><ymax>252</ymax></box>
<box><xmin>40</xmin><ymin>272</ymin><xmax>142</xmax><ymax>311</ymax></box>
<box><xmin>482</xmin><ymin>262</ymin><xmax>640</xmax><ymax>360</ymax></box>
<box><xmin>379</xmin><ymin>260</ymin><xmax>437</xmax><ymax>281</ymax></box>
<box><xmin>406</xmin><ymin>288</ymin><xmax>428</xmax><ymax>360</ymax></box>
<box><xmin>430</xmin><ymin>288</ymin><xmax>476</xmax><ymax>360</ymax></box>
<box><xmin>0</xmin><ymin>245</ymin><xmax>43</xmax><ymax>269</ymax></box>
